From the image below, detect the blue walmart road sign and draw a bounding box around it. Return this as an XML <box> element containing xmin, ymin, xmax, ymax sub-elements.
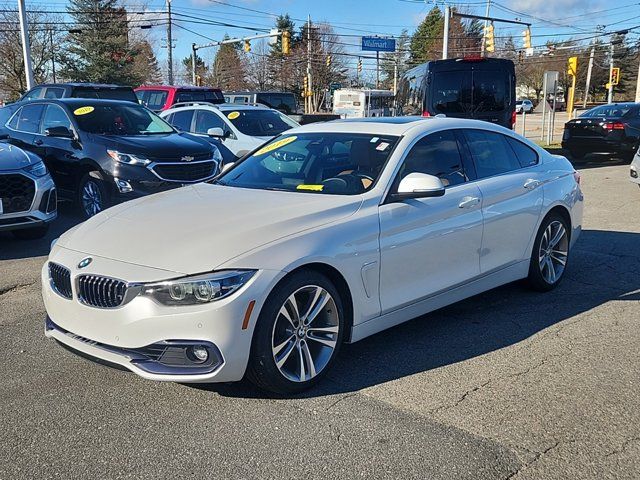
<box><xmin>361</xmin><ymin>37</ymin><xmax>396</xmax><ymax>52</ymax></box>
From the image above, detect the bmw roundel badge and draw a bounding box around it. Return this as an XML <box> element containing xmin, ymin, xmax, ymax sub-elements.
<box><xmin>77</xmin><ymin>257</ymin><xmax>93</xmax><ymax>269</ymax></box>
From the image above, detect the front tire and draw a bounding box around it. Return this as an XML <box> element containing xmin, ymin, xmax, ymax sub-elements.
<box><xmin>527</xmin><ymin>213</ymin><xmax>570</xmax><ymax>292</ymax></box>
<box><xmin>78</xmin><ymin>173</ymin><xmax>108</xmax><ymax>219</ymax></box>
<box><xmin>247</xmin><ymin>270</ymin><xmax>345</xmax><ymax>395</ymax></box>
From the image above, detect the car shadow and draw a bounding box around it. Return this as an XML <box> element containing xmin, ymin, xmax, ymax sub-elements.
<box><xmin>0</xmin><ymin>203</ymin><xmax>82</xmax><ymax>261</ymax></box>
<box><xmin>552</xmin><ymin>148</ymin><xmax>632</xmax><ymax>170</ymax></box>
<box><xmin>190</xmin><ymin>229</ymin><xmax>640</xmax><ymax>399</ymax></box>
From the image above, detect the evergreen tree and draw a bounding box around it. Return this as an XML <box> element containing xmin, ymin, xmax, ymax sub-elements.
<box><xmin>209</xmin><ymin>35</ymin><xmax>247</xmax><ymax>90</ymax></box>
<box><xmin>131</xmin><ymin>40</ymin><xmax>161</xmax><ymax>85</ymax></box>
<box><xmin>268</xmin><ymin>14</ymin><xmax>297</xmax><ymax>90</ymax></box>
<box><xmin>182</xmin><ymin>53</ymin><xmax>207</xmax><ymax>83</ymax></box>
<box><xmin>410</xmin><ymin>7</ymin><xmax>443</xmax><ymax>63</ymax></box>
<box><xmin>60</xmin><ymin>0</ymin><xmax>147</xmax><ymax>85</ymax></box>
<box><xmin>381</xmin><ymin>29</ymin><xmax>410</xmax><ymax>89</ymax></box>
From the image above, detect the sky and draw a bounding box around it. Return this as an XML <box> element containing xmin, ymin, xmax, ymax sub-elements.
<box><xmin>25</xmin><ymin>0</ymin><xmax>640</xmax><ymax>81</ymax></box>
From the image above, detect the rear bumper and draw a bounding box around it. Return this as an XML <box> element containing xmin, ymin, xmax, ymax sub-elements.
<box><xmin>561</xmin><ymin>137</ymin><xmax>637</xmax><ymax>153</ymax></box>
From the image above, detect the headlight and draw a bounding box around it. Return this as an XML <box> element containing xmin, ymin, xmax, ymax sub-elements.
<box><xmin>141</xmin><ymin>270</ymin><xmax>256</xmax><ymax>306</ymax></box>
<box><xmin>212</xmin><ymin>146</ymin><xmax>223</xmax><ymax>164</ymax></box>
<box><xmin>107</xmin><ymin>150</ymin><xmax>151</xmax><ymax>166</ymax></box>
<box><xmin>23</xmin><ymin>161</ymin><xmax>48</xmax><ymax>177</ymax></box>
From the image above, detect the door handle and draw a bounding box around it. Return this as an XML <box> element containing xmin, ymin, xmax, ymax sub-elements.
<box><xmin>458</xmin><ymin>196</ymin><xmax>480</xmax><ymax>209</ymax></box>
<box><xmin>33</xmin><ymin>139</ymin><xmax>43</xmax><ymax>146</ymax></box>
<box><xmin>524</xmin><ymin>179</ymin><xmax>541</xmax><ymax>190</ymax></box>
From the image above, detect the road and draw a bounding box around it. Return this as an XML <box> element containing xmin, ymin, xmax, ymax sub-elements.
<box><xmin>516</xmin><ymin>110</ymin><xmax>570</xmax><ymax>143</ymax></box>
<box><xmin>1</xmin><ymin>157</ymin><xmax>639</xmax><ymax>479</ymax></box>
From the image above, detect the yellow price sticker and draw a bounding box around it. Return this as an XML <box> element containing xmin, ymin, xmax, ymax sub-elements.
<box><xmin>73</xmin><ymin>106</ymin><xmax>95</xmax><ymax>116</ymax></box>
<box><xmin>254</xmin><ymin>136</ymin><xmax>297</xmax><ymax>156</ymax></box>
<box><xmin>296</xmin><ymin>184</ymin><xmax>324</xmax><ymax>192</ymax></box>
<box><xmin>227</xmin><ymin>111</ymin><xmax>240</xmax><ymax>120</ymax></box>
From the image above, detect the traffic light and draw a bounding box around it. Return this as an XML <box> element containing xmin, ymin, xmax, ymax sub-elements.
<box><xmin>243</xmin><ymin>40</ymin><xmax>251</xmax><ymax>53</ymax></box>
<box><xmin>303</xmin><ymin>76</ymin><xmax>308</xmax><ymax>97</ymax></box>
<box><xmin>357</xmin><ymin>58</ymin><xmax>362</xmax><ymax>73</ymax></box>
<box><xmin>567</xmin><ymin>56</ymin><xmax>577</xmax><ymax>77</ymax></box>
<box><xmin>610</xmin><ymin>67</ymin><xmax>620</xmax><ymax>85</ymax></box>
<box><xmin>523</xmin><ymin>27</ymin><xmax>532</xmax><ymax>50</ymax></box>
<box><xmin>485</xmin><ymin>23</ymin><xmax>495</xmax><ymax>53</ymax></box>
<box><xmin>282</xmin><ymin>31</ymin><xmax>290</xmax><ymax>55</ymax></box>
<box><xmin>326</xmin><ymin>55</ymin><xmax>332</xmax><ymax>67</ymax></box>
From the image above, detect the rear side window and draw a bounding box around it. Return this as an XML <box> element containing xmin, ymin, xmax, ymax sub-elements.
<box><xmin>168</xmin><ymin>110</ymin><xmax>194</xmax><ymax>132</ymax></box>
<box><xmin>505</xmin><ymin>137</ymin><xmax>538</xmax><ymax>168</ymax></box>
<box><xmin>44</xmin><ymin>87</ymin><xmax>64</xmax><ymax>99</ymax></box>
<box><xmin>41</xmin><ymin>104</ymin><xmax>72</xmax><ymax>133</ymax></box>
<box><xmin>398</xmin><ymin>130</ymin><xmax>467</xmax><ymax>187</ymax></box>
<box><xmin>16</xmin><ymin>104</ymin><xmax>45</xmax><ymax>133</ymax></box>
<box><xmin>464</xmin><ymin>130</ymin><xmax>521</xmax><ymax>178</ymax></box>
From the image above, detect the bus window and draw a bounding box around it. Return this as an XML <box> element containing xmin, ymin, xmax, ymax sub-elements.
<box><xmin>431</xmin><ymin>71</ymin><xmax>471</xmax><ymax>114</ymax></box>
<box><xmin>473</xmin><ymin>71</ymin><xmax>506</xmax><ymax>112</ymax></box>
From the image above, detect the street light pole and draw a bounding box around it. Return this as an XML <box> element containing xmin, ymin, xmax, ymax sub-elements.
<box><xmin>480</xmin><ymin>0</ymin><xmax>491</xmax><ymax>56</ymax></box>
<box><xmin>442</xmin><ymin>6</ymin><xmax>450</xmax><ymax>60</ymax></box>
<box><xmin>166</xmin><ymin>0</ymin><xmax>173</xmax><ymax>85</ymax></box>
<box><xmin>607</xmin><ymin>41</ymin><xmax>614</xmax><ymax>104</ymax></box>
<box><xmin>18</xmin><ymin>0</ymin><xmax>34</xmax><ymax>90</ymax></box>
<box><xmin>191</xmin><ymin>43</ymin><xmax>197</xmax><ymax>85</ymax></box>
<box><xmin>583</xmin><ymin>45</ymin><xmax>594</xmax><ymax>108</ymax></box>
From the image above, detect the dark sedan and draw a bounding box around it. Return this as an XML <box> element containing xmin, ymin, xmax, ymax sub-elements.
<box><xmin>562</xmin><ymin>103</ymin><xmax>640</xmax><ymax>160</ymax></box>
<box><xmin>2</xmin><ymin>99</ymin><xmax>221</xmax><ymax>218</ymax></box>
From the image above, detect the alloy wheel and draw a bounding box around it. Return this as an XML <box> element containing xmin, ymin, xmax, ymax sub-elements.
<box><xmin>81</xmin><ymin>180</ymin><xmax>103</xmax><ymax>217</ymax></box>
<box><xmin>538</xmin><ymin>220</ymin><xmax>569</xmax><ymax>284</ymax></box>
<box><xmin>271</xmin><ymin>285</ymin><xmax>340</xmax><ymax>383</ymax></box>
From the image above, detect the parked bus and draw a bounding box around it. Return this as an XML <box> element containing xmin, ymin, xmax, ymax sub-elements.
<box><xmin>332</xmin><ymin>89</ymin><xmax>394</xmax><ymax>118</ymax></box>
<box><xmin>396</xmin><ymin>57</ymin><xmax>516</xmax><ymax>129</ymax></box>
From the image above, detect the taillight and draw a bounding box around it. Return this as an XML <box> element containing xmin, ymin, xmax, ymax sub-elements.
<box><xmin>573</xmin><ymin>171</ymin><xmax>581</xmax><ymax>185</ymax></box>
<box><xmin>511</xmin><ymin>110</ymin><xmax>517</xmax><ymax>129</ymax></box>
<box><xmin>422</xmin><ymin>110</ymin><xmax>431</xmax><ymax>117</ymax></box>
<box><xmin>603</xmin><ymin>122</ymin><xmax>625</xmax><ymax>130</ymax></box>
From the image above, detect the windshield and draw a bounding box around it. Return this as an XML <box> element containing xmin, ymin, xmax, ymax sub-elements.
<box><xmin>72</xmin><ymin>104</ymin><xmax>175</xmax><ymax>135</ymax></box>
<box><xmin>582</xmin><ymin>105</ymin><xmax>633</xmax><ymax>118</ymax></box>
<box><xmin>224</xmin><ymin>109</ymin><xmax>298</xmax><ymax>136</ymax></box>
<box><xmin>217</xmin><ymin>133</ymin><xmax>399</xmax><ymax>195</ymax></box>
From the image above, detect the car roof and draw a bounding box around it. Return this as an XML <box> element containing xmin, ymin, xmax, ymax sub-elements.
<box><xmin>31</xmin><ymin>98</ymin><xmax>141</xmax><ymax>107</ymax></box>
<box><xmin>135</xmin><ymin>85</ymin><xmax>222</xmax><ymax>91</ymax></box>
<box><xmin>290</xmin><ymin>116</ymin><xmax>517</xmax><ymax>137</ymax></box>
<box><xmin>38</xmin><ymin>83</ymin><xmax>131</xmax><ymax>89</ymax></box>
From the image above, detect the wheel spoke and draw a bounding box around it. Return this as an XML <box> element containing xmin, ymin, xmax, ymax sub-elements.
<box><xmin>301</xmin><ymin>341</ymin><xmax>316</xmax><ymax>378</ymax></box>
<box><xmin>306</xmin><ymin>334</ymin><xmax>337</xmax><ymax>349</ymax></box>
<box><xmin>302</xmin><ymin>287</ymin><xmax>330</xmax><ymax>325</ymax></box>
<box><xmin>545</xmin><ymin>256</ymin><xmax>556</xmax><ymax>283</ymax></box>
<box><xmin>274</xmin><ymin>337</ymin><xmax>296</xmax><ymax>368</ymax></box>
<box><xmin>279</xmin><ymin>305</ymin><xmax>296</xmax><ymax>329</ymax></box>
<box><xmin>273</xmin><ymin>334</ymin><xmax>295</xmax><ymax>357</ymax></box>
<box><xmin>286</xmin><ymin>294</ymin><xmax>301</xmax><ymax>324</ymax></box>
<box><xmin>549</xmin><ymin>224</ymin><xmax>566</xmax><ymax>248</ymax></box>
<box><xmin>551</xmin><ymin>250</ymin><xmax>567</xmax><ymax>266</ymax></box>
<box><xmin>297</xmin><ymin>343</ymin><xmax>306</xmax><ymax>381</ymax></box>
<box><xmin>307</xmin><ymin>325</ymin><xmax>339</xmax><ymax>334</ymax></box>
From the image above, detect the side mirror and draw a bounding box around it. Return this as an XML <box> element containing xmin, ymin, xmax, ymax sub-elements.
<box><xmin>221</xmin><ymin>162</ymin><xmax>234</xmax><ymax>173</ymax></box>
<box><xmin>391</xmin><ymin>172</ymin><xmax>445</xmax><ymax>200</ymax></box>
<box><xmin>207</xmin><ymin>127</ymin><xmax>225</xmax><ymax>138</ymax></box>
<box><xmin>45</xmin><ymin>126</ymin><xmax>74</xmax><ymax>139</ymax></box>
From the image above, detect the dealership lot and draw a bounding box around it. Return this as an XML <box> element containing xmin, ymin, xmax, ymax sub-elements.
<box><xmin>1</xmin><ymin>159</ymin><xmax>638</xmax><ymax>479</ymax></box>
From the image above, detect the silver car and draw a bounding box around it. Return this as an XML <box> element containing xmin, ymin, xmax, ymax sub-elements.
<box><xmin>631</xmin><ymin>148</ymin><xmax>640</xmax><ymax>188</ymax></box>
<box><xmin>0</xmin><ymin>143</ymin><xmax>56</xmax><ymax>239</ymax></box>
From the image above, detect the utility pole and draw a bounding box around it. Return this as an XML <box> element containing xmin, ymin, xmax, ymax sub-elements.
<box><xmin>608</xmin><ymin>41</ymin><xmax>614</xmax><ymax>104</ymax></box>
<box><xmin>166</xmin><ymin>0</ymin><xmax>173</xmax><ymax>85</ymax></box>
<box><xmin>191</xmin><ymin>43</ymin><xmax>197</xmax><ymax>85</ymax></box>
<box><xmin>583</xmin><ymin>45</ymin><xmax>594</xmax><ymax>108</ymax></box>
<box><xmin>636</xmin><ymin>58</ymin><xmax>640</xmax><ymax>102</ymax></box>
<box><xmin>376</xmin><ymin>51</ymin><xmax>379</xmax><ymax>88</ymax></box>
<box><xmin>18</xmin><ymin>0</ymin><xmax>34</xmax><ymax>90</ymax></box>
<box><xmin>442</xmin><ymin>5</ymin><xmax>450</xmax><ymax>60</ymax></box>
<box><xmin>307</xmin><ymin>14</ymin><xmax>312</xmax><ymax>114</ymax></box>
<box><xmin>480</xmin><ymin>0</ymin><xmax>492</xmax><ymax>56</ymax></box>
<box><xmin>50</xmin><ymin>30</ymin><xmax>56</xmax><ymax>83</ymax></box>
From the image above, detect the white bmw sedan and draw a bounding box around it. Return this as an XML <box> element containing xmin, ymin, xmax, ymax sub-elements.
<box><xmin>43</xmin><ymin>117</ymin><xmax>583</xmax><ymax>394</ymax></box>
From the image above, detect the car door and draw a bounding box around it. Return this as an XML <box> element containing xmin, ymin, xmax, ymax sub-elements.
<box><xmin>38</xmin><ymin>103</ymin><xmax>80</xmax><ymax>190</ymax></box>
<box><xmin>6</xmin><ymin>104</ymin><xmax>45</xmax><ymax>152</ymax></box>
<box><xmin>193</xmin><ymin>109</ymin><xmax>243</xmax><ymax>154</ymax></box>
<box><xmin>461</xmin><ymin>129</ymin><xmax>544</xmax><ymax>273</ymax></box>
<box><xmin>378</xmin><ymin>130</ymin><xmax>484</xmax><ymax>313</ymax></box>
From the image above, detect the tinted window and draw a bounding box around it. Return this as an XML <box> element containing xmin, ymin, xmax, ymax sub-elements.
<box><xmin>226</xmin><ymin>109</ymin><xmax>298</xmax><ymax>136</ymax></box>
<box><xmin>141</xmin><ymin>90</ymin><xmax>168</xmax><ymax>110</ymax></box>
<box><xmin>398</xmin><ymin>131</ymin><xmax>467</xmax><ymax>187</ymax></box>
<box><xmin>431</xmin><ymin>71</ymin><xmax>470</xmax><ymax>114</ymax></box>
<box><xmin>16</xmin><ymin>104</ymin><xmax>45</xmax><ymax>133</ymax></box>
<box><xmin>582</xmin><ymin>104</ymin><xmax>633</xmax><ymax>118</ymax></box>
<box><xmin>194</xmin><ymin>110</ymin><xmax>225</xmax><ymax>134</ymax></box>
<box><xmin>22</xmin><ymin>87</ymin><xmax>44</xmax><ymax>102</ymax></box>
<box><xmin>169</xmin><ymin>110</ymin><xmax>195</xmax><ymax>131</ymax></box>
<box><xmin>135</xmin><ymin>90</ymin><xmax>146</xmax><ymax>102</ymax></box>
<box><xmin>505</xmin><ymin>137</ymin><xmax>538</xmax><ymax>168</ymax></box>
<box><xmin>44</xmin><ymin>87</ymin><xmax>65</xmax><ymax>99</ymax></box>
<box><xmin>41</xmin><ymin>104</ymin><xmax>72</xmax><ymax>133</ymax></box>
<box><xmin>473</xmin><ymin>70</ymin><xmax>506</xmax><ymax>112</ymax></box>
<box><xmin>257</xmin><ymin>93</ymin><xmax>297</xmax><ymax>114</ymax></box>
<box><xmin>464</xmin><ymin>130</ymin><xmax>521</xmax><ymax>178</ymax></box>
<box><xmin>74</xmin><ymin>88</ymin><xmax>137</xmax><ymax>102</ymax></box>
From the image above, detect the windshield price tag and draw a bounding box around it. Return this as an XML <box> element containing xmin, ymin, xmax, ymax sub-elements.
<box><xmin>296</xmin><ymin>184</ymin><xmax>324</xmax><ymax>192</ymax></box>
<box><xmin>73</xmin><ymin>106</ymin><xmax>95</xmax><ymax>116</ymax></box>
<box><xmin>255</xmin><ymin>136</ymin><xmax>297</xmax><ymax>156</ymax></box>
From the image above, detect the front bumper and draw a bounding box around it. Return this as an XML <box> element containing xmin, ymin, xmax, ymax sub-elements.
<box><xmin>42</xmin><ymin>246</ymin><xmax>282</xmax><ymax>383</ymax></box>
<box><xmin>0</xmin><ymin>172</ymin><xmax>57</xmax><ymax>232</ymax></box>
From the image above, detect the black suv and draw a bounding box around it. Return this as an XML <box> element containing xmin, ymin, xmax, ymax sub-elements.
<box><xmin>3</xmin><ymin>99</ymin><xmax>220</xmax><ymax>218</ymax></box>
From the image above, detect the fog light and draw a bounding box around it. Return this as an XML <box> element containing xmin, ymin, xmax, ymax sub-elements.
<box><xmin>114</xmin><ymin>177</ymin><xmax>133</xmax><ymax>193</ymax></box>
<box><xmin>188</xmin><ymin>345</ymin><xmax>209</xmax><ymax>363</ymax></box>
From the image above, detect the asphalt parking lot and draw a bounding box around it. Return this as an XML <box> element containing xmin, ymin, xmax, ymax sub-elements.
<box><xmin>1</xmin><ymin>155</ymin><xmax>639</xmax><ymax>479</ymax></box>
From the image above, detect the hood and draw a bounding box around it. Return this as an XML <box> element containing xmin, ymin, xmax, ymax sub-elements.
<box><xmin>57</xmin><ymin>183</ymin><xmax>362</xmax><ymax>274</ymax></box>
<box><xmin>0</xmin><ymin>143</ymin><xmax>42</xmax><ymax>171</ymax></box>
<box><xmin>91</xmin><ymin>132</ymin><xmax>213</xmax><ymax>161</ymax></box>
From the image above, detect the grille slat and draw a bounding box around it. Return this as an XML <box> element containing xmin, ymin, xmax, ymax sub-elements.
<box><xmin>151</xmin><ymin>161</ymin><xmax>217</xmax><ymax>183</ymax></box>
<box><xmin>77</xmin><ymin>274</ymin><xmax>127</xmax><ymax>308</ymax></box>
<box><xmin>48</xmin><ymin>263</ymin><xmax>72</xmax><ymax>299</ymax></box>
<box><xmin>0</xmin><ymin>173</ymin><xmax>36</xmax><ymax>213</ymax></box>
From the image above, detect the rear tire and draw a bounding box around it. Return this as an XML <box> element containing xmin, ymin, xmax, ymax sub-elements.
<box><xmin>77</xmin><ymin>173</ymin><xmax>108</xmax><ymax>219</ymax></box>
<box><xmin>527</xmin><ymin>213</ymin><xmax>570</xmax><ymax>292</ymax></box>
<box><xmin>12</xmin><ymin>224</ymin><xmax>49</xmax><ymax>240</ymax></box>
<box><xmin>246</xmin><ymin>270</ymin><xmax>345</xmax><ymax>395</ymax></box>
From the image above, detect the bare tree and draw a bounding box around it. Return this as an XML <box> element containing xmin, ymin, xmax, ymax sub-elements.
<box><xmin>246</xmin><ymin>39</ymin><xmax>271</xmax><ymax>90</ymax></box>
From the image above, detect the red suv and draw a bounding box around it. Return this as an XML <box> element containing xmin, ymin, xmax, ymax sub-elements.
<box><xmin>135</xmin><ymin>86</ymin><xmax>224</xmax><ymax>112</ymax></box>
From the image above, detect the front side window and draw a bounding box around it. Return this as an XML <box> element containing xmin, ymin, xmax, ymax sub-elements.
<box><xmin>22</xmin><ymin>87</ymin><xmax>44</xmax><ymax>102</ymax></box>
<box><xmin>397</xmin><ymin>130</ymin><xmax>467</xmax><ymax>187</ymax></box>
<box><xmin>217</xmin><ymin>133</ymin><xmax>399</xmax><ymax>195</ymax></box>
<box><xmin>72</xmin><ymin>104</ymin><xmax>174</xmax><ymax>135</ymax></box>
<box><xmin>194</xmin><ymin>110</ymin><xmax>225</xmax><ymax>134</ymax></box>
<box><xmin>225</xmin><ymin>109</ymin><xmax>298</xmax><ymax>136</ymax></box>
<box><xmin>15</xmin><ymin>104</ymin><xmax>45</xmax><ymax>133</ymax></box>
<box><xmin>41</xmin><ymin>104</ymin><xmax>72</xmax><ymax>133</ymax></box>
<box><xmin>44</xmin><ymin>87</ymin><xmax>65</xmax><ymax>99</ymax></box>
<box><xmin>464</xmin><ymin>129</ymin><xmax>521</xmax><ymax>178</ymax></box>
<box><xmin>169</xmin><ymin>110</ymin><xmax>194</xmax><ymax>132</ymax></box>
